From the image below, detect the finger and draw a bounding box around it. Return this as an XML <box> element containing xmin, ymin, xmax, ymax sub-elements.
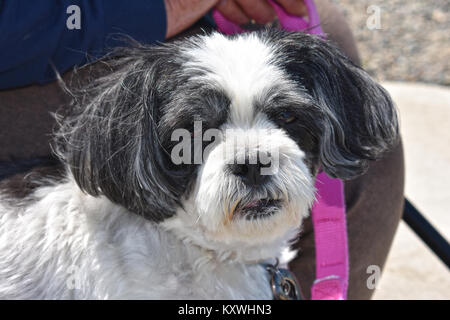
<box><xmin>276</xmin><ymin>0</ymin><xmax>308</xmax><ymax>17</ymax></box>
<box><xmin>236</xmin><ymin>0</ymin><xmax>276</xmax><ymax>24</ymax></box>
<box><xmin>216</xmin><ymin>0</ymin><xmax>250</xmax><ymax>25</ymax></box>
<box><xmin>165</xmin><ymin>0</ymin><xmax>219</xmax><ymax>38</ymax></box>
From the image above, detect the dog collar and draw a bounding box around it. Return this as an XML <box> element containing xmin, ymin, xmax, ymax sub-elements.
<box><xmin>213</xmin><ymin>0</ymin><xmax>349</xmax><ymax>300</ymax></box>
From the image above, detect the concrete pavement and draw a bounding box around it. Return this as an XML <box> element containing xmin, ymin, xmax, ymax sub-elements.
<box><xmin>372</xmin><ymin>82</ymin><xmax>450</xmax><ymax>299</ymax></box>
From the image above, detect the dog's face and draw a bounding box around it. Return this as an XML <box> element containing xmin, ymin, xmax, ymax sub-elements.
<box><xmin>56</xmin><ymin>30</ymin><xmax>398</xmax><ymax>255</ymax></box>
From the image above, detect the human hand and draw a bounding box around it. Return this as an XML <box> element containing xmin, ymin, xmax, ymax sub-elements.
<box><xmin>215</xmin><ymin>0</ymin><xmax>308</xmax><ymax>25</ymax></box>
<box><xmin>164</xmin><ymin>0</ymin><xmax>308</xmax><ymax>39</ymax></box>
<box><xmin>165</xmin><ymin>0</ymin><xmax>219</xmax><ymax>38</ymax></box>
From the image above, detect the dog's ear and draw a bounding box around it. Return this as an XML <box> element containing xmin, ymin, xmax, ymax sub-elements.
<box><xmin>271</xmin><ymin>31</ymin><xmax>399</xmax><ymax>179</ymax></box>
<box><xmin>54</xmin><ymin>44</ymin><xmax>183</xmax><ymax>221</ymax></box>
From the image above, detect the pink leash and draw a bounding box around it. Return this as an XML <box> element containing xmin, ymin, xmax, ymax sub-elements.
<box><xmin>213</xmin><ymin>0</ymin><xmax>349</xmax><ymax>300</ymax></box>
<box><xmin>311</xmin><ymin>172</ymin><xmax>348</xmax><ymax>300</ymax></box>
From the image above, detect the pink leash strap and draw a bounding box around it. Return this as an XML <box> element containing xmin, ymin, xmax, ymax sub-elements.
<box><xmin>213</xmin><ymin>0</ymin><xmax>349</xmax><ymax>300</ymax></box>
<box><xmin>311</xmin><ymin>172</ymin><xmax>348</xmax><ymax>300</ymax></box>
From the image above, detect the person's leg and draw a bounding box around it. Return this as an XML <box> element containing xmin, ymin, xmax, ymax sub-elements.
<box><xmin>315</xmin><ymin>0</ymin><xmax>361</xmax><ymax>66</ymax></box>
<box><xmin>0</xmin><ymin>81</ymin><xmax>65</xmax><ymax>161</ymax></box>
<box><xmin>288</xmin><ymin>0</ymin><xmax>405</xmax><ymax>299</ymax></box>
<box><xmin>0</xmin><ymin>64</ymin><xmax>108</xmax><ymax>161</ymax></box>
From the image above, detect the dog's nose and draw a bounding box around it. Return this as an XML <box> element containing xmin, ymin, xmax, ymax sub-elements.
<box><xmin>229</xmin><ymin>162</ymin><xmax>269</xmax><ymax>186</ymax></box>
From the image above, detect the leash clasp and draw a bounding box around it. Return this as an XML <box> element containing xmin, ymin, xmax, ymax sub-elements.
<box><xmin>266</xmin><ymin>259</ymin><xmax>303</xmax><ymax>300</ymax></box>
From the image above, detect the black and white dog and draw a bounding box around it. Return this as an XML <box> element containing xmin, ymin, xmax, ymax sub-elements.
<box><xmin>0</xmin><ymin>30</ymin><xmax>398</xmax><ymax>299</ymax></box>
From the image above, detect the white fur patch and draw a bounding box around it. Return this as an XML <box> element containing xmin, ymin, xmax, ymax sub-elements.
<box><xmin>182</xmin><ymin>32</ymin><xmax>288</xmax><ymax>125</ymax></box>
<box><xmin>0</xmin><ymin>178</ymin><xmax>273</xmax><ymax>299</ymax></box>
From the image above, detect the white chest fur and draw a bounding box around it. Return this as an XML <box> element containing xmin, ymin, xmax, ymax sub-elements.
<box><xmin>0</xmin><ymin>179</ymin><xmax>273</xmax><ymax>299</ymax></box>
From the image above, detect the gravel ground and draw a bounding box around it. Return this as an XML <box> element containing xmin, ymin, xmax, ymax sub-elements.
<box><xmin>330</xmin><ymin>0</ymin><xmax>450</xmax><ymax>85</ymax></box>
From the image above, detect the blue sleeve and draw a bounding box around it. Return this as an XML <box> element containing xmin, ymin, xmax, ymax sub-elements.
<box><xmin>0</xmin><ymin>0</ymin><xmax>167</xmax><ymax>89</ymax></box>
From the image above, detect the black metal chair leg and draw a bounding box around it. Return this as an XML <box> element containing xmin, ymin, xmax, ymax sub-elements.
<box><xmin>403</xmin><ymin>198</ymin><xmax>450</xmax><ymax>269</ymax></box>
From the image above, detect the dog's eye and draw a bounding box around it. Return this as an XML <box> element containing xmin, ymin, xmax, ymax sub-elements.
<box><xmin>278</xmin><ymin>111</ymin><xmax>296</xmax><ymax>124</ymax></box>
